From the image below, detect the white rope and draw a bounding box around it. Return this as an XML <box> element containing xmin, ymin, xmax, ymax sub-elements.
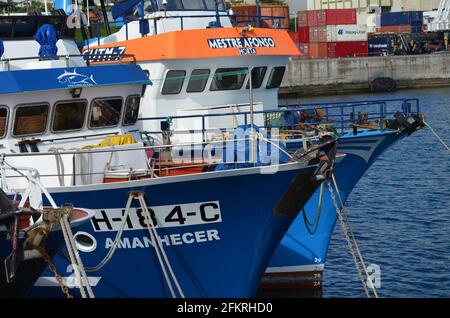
<box><xmin>331</xmin><ymin>174</ymin><xmax>379</xmax><ymax>298</ymax></box>
<box><xmin>327</xmin><ymin>179</ymin><xmax>372</xmax><ymax>298</ymax></box>
<box><xmin>138</xmin><ymin>194</ymin><xmax>185</xmax><ymax>298</ymax></box>
<box><xmin>49</xmin><ymin>148</ymin><xmax>66</xmax><ymax>187</ymax></box>
<box><xmin>59</xmin><ymin>214</ymin><xmax>87</xmax><ymax>298</ymax></box>
<box><xmin>62</xmin><ymin>214</ymin><xmax>95</xmax><ymax>298</ymax></box>
<box><xmin>85</xmin><ymin>195</ymin><xmax>134</xmax><ymax>272</ymax></box>
<box><xmin>423</xmin><ymin>120</ymin><xmax>450</xmax><ymax>153</ymax></box>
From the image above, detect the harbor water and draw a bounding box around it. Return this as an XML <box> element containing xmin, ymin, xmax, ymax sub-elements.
<box><xmin>283</xmin><ymin>87</ymin><xmax>450</xmax><ymax>298</ymax></box>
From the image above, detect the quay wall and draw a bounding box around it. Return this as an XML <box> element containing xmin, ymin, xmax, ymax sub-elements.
<box><xmin>280</xmin><ymin>54</ymin><xmax>450</xmax><ymax>97</ymax></box>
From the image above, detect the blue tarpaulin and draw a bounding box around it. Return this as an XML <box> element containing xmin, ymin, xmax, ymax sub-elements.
<box><xmin>34</xmin><ymin>24</ymin><xmax>59</xmax><ymax>58</ymax></box>
<box><xmin>0</xmin><ymin>64</ymin><xmax>152</xmax><ymax>95</ymax></box>
<box><xmin>215</xmin><ymin>125</ymin><xmax>290</xmax><ymax>171</ymax></box>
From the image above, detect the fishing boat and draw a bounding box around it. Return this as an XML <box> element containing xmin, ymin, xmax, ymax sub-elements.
<box><xmin>78</xmin><ymin>0</ymin><xmax>425</xmax><ymax>293</ymax></box>
<box><xmin>0</xmin><ymin>12</ymin><xmax>338</xmax><ymax>297</ymax></box>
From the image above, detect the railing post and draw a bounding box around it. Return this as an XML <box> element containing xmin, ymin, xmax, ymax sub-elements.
<box><xmin>202</xmin><ymin>116</ymin><xmax>206</xmax><ymax>143</ymax></box>
<box><xmin>180</xmin><ymin>17</ymin><xmax>184</xmax><ymax>30</ymax></box>
<box><xmin>380</xmin><ymin>103</ymin><xmax>384</xmax><ymax>130</ymax></box>
<box><xmin>340</xmin><ymin>104</ymin><xmax>344</xmax><ymax>133</ymax></box>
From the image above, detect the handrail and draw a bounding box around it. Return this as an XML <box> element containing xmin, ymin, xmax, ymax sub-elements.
<box><xmin>139</xmin><ymin>98</ymin><xmax>420</xmax><ymax>136</ymax></box>
<box><xmin>83</xmin><ymin>12</ymin><xmax>287</xmax><ymax>44</ymax></box>
<box><xmin>0</xmin><ymin>53</ymin><xmax>137</xmax><ymax>70</ymax></box>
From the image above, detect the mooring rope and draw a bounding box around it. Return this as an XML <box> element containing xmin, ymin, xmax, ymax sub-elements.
<box><xmin>327</xmin><ymin>178</ymin><xmax>376</xmax><ymax>298</ymax></box>
<box><xmin>423</xmin><ymin>121</ymin><xmax>450</xmax><ymax>153</ymax></box>
<box><xmin>331</xmin><ymin>174</ymin><xmax>379</xmax><ymax>298</ymax></box>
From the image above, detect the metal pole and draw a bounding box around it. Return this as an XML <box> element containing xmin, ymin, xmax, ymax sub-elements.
<box><xmin>256</xmin><ymin>0</ymin><xmax>260</xmax><ymax>27</ymax></box>
<box><xmin>248</xmin><ymin>67</ymin><xmax>256</xmax><ymax>165</ymax></box>
<box><xmin>99</xmin><ymin>0</ymin><xmax>111</xmax><ymax>35</ymax></box>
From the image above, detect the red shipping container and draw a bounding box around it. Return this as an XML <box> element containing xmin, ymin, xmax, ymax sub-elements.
<box><xmin>288</xmin><ymin>31</ymin><xmax>298</xmax><ymax>42</ymax></box>
<box><xmin>323</xmin><ymin>9</ymin><xmax>357</xmax><ymax>25</ymax></box>
<box><xmin>307</xmin><ymin>10</ymin><xmax>318</xmax><ymax>27</ymax></box>
<box><xmin>298</xmin><ymin>26</ymin><xmax>310</xmax><ymax>43</ymax></box>
<box><xmin>309</xmin><ymin>42</ymin><xmax>328</xmax><ymax>59</ymax></box>
<box><xmin>327</xmin><ymin>41</ymin><xmax>368</xmax><ymax>58</ymax></box>
<box><xmin>298</xmin><ymin>11</ymin><xmax>308</xmax><ymax>27</ymax></box>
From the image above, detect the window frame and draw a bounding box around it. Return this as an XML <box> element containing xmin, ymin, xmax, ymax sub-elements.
<box><xmin>209</xmin><ymin>67</ymin><xmax>248</xmax><ymax>92</ymax></box>
<box><xmin>186</xmin><ymin>69</ymin><xmax>211</xmax><ymax>93</ymax></box>
<box><xmin>50</xmin><ymin>99</ymin><xmax>88</xmax><ymax>134</ymax></box>
<box><xmin>246</xmin><ymin>66</ymin><xmax>268</xmax><ymax>90</ymax></box>
<box><xmin>0</xmin><ymin>106</ymin><xmax>9</xmax><ymax>139</ymax></box>
<box><xmin>122</xmin><ymin>95</ymin><xmax>141</xmax><ymax>126</ymax></box>
<box><xmin>12</xmin><ymin>102</ymin><xmax>50</xmax><ymax>137</ymax></box>
<box><xmin>266</xmin><ymin>66</ymin><xmax>286</xmax><ymax>90</ymax></box>
<box><xmin>161</xmin><ymin>70</ymin><xmax>187</xmax><ymax>95</ymax></box>
<box><xmin>88</xmin><ymin>97</ymin><xmax>124</xmax><ymax>130</ymax></box>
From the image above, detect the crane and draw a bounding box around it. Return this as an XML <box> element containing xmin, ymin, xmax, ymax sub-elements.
<box><xmin>433</xmin><ymin>0</ymin><xmax>450</xmax><ymax>31</ymax></box>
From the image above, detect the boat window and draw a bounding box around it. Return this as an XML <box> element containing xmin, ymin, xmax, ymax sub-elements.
<box><xmin>157</xmin><ymin>0</ymin><xmax>183</xmax><ymax>10</ymax></box>
<box><xmin>14</xmin><ymin>17</ymin><xmax>38</xmax><ymax>38</ymax></box>
<box><xmin>0</xmin><ymin>18</ymin><xmax>13</xmax><ymax>38</ymax></box>
<box><xmin>204</xmin><ymin>0</ymin><xmax>225</xmax><ymax>10</ymax></box>
<box><xmin>246</xmin><ymin>67</ymin><xmax>268</xmax><ymax>89</ymax></box>
<box><xmin>89</xmin><ymin>98</ymin><xmax>123</xmax><ymax>129</ymax></box>
<box><xmin>183</xmin><ymin>0</ymin><xmax>206</xmax><ymax>10</ymax></box>
<box><xmin>0</xmin><ymin>107</ymin><xmax>8</xmax><ymax>138</ymax></box>
<box><xmin>187</xmin><ymin>69</ymin><xmax>211</xmax><ymax>93</ymax></box>
<box><xmin>13</xmin><ymin>104</ymin><xmax>49</xmax><ymax>136</ymax></box>
<box><xmin>52</xmin><ymin>100</ymin><xmax>87</xmax><ymax>132</ymax></box>
<box><xmin>266</xmin><ymin>66</ymin><xmax>286</xmax><ymax>89</ymax></box>
<box><xmin>123</xmin><ymin>96</ymin><xmax>141</xmax><ymax>125</ymax></box>
<box><xmin>210</xmin><ymin>68</ymin><xmax>247</xmax><ymax>91</ymax></box>
<box><xmin>162</xmin><ymin>70</ymin><xmax>186</xmax><ymax>95</ymax></box>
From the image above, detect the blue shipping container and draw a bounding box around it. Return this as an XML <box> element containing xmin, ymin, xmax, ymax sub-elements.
<box><xmin>368</xmin><ymin>37</ymin><xmax>394</xmax><ymax>56</ymax></box>
<box><xmin>381</xmin><ymin>11</ymin><xmax>423</xmax><ymax>26</ymax></box>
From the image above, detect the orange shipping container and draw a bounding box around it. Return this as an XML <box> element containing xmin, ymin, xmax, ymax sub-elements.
<box><xmin>231</xmin><ymin>5</ymin><xmax>258</xmax><ymax>27</ymax></box>
<box><xmin>260</xmin><ymin>6</ymin><xmax>290</xmax><ymax>29</ymax></box>
<box><xmin>376</xmin><ymin>25</ymin><xmax>413</xmax><ymax>33</ymax></box>
<box><xmin>309</xmin><ymin>42</ymin><xmax>328</xmax><ymax>59</ymax></box>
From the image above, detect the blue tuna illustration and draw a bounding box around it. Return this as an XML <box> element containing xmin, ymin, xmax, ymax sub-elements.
<box><xmin>57</xmin><ymin>69</ymin><xmax>97</xmax><ymax>86</ymax></box>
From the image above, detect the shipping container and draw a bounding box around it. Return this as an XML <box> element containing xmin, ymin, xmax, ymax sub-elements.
<box><xmin>231</xmin><ymin>4</ymin><xmax>289</xmax><ymax>29</ymax></box>
<box><xmin>288</xmin><ymin>31</ymin><xmax>299</xmax><ymax>43</ymax></box>
<box><xmin>380</xmin><ymin>11</ymin><xmax>423</xmax><ymax>26</ymax></box>
<box><xmin>368</xmin><ymin>37</ymin><xmax>395</xmax><ymax>56</ymax></box>
<box><xmin>326</xmin><ymin>25</ymin><xmax>368</xmax><ymax>42</ymax></box>
<box><xmin>309</xmin><ymin>42</ymin><xmax>328</xmax><ymax>59</ymax></box>
<box><xmin>309</xmin><ymin>26</ymin><xmax>327</xmax><ymax>42</ymax></box>
<box><xmin>298</xmin><ymin>26</ymin><xmax>310</xmax><ymax>43</ymax></box>
<box><xmin>260</xmin><ymin>5</ymin><xmax>290</xmax><ymax>29</ymax></box>
<box><xmin>298</xmin><ymin>43</ymin><xmax>309</xmax><ymax>58</ymax></box>
<box><xmin>231</xmin><ymin>5</ymin><xmax>258</xmax><ymax>27</ymax></box>
<box><xmin>327</xmin><ymin>41</ymin><xmax>368</xmax><ymax>58</ymax></box>
<box><xmin>376</xmin><ymin>25</ymin><xmax>422</xmax><ymax>33</ymax></box>
<box><xmin>298</xmin><ymin>11</ymin><xmax>308</xmax><ymax>27</ymax></box>
<box><xmin>307</xmin><ymin>10</ymin><xmax>318</xmax><ymax>27</ymax></box>
<box><xmin>322</xmin><ymin>9</ymin><xmax>357</xmax><ymax>25</ymax></box>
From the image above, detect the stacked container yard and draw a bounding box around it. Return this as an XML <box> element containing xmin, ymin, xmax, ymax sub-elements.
<box><xmin>295</xmin><ymin>9</ymin><xmax>368</xmax><ymax>59</ymax></box>
<box><xmin>377</xmin><ymin>11</ymin><xmax>424</xmax><ymax>34</ymax></box>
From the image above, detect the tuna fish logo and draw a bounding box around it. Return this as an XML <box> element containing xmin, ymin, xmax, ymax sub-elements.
<box><xmin>57</xmin><ymin>69</ymin><xmax>98</xmax><ymax>86</ymax></box>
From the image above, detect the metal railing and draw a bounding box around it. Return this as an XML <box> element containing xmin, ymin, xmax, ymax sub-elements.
<box><xmin>0</xmin><ymin>53</ymin><xmax>137</xmax><ymax>71</ymax></box>
<box><xmin>139</xmin><ymin>98</ymin><xmax>420</xmax><ymax>140</ymax></box>
<box><xmin>83</xmin><ymin>13</ymin><xmax>287</xmax><ymax>46</ymax></box>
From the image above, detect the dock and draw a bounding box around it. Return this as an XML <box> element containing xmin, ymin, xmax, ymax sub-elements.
<box><xmin>280</xmin><ymin>53</ymin><xmax>450</xmax><ymax>98</ymax></box>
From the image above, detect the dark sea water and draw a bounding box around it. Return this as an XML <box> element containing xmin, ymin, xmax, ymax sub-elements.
<box><xmin>287</xmin><ymin>87</ymin><xmax>450</xmax><ymax>298</ymax></box>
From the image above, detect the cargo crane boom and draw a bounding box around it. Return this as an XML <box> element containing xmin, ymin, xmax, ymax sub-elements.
<box><xmin>434</xmin><ymin>0</ymin><xmax>450</xmax><ymax>31</ymax></box>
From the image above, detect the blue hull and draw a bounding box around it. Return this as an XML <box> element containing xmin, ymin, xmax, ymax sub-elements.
<box><xmin>27</xmin><ymin>164</ymin><xmax>320</xmax><ymax>297</ymax></box>
<box><xmin>263</xmin><ymin>130</ymin><xmax>401</xmax><ymax>290</ymax></box>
